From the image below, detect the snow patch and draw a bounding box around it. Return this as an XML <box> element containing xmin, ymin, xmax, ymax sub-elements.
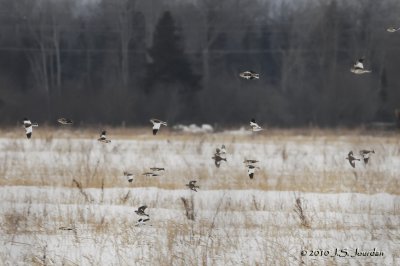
<box><xmin>173</xmin><ymin>124</ymin><xmax>214</xmax><ymax>133</ymax></box>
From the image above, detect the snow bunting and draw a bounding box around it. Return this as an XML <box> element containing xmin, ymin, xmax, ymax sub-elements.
<box><xmin>250</xmin><ymin>119</ymin><xmax>263</xmax><ymax>131</ymax></box>
<box><xmin>239</xmin><ymin>70</ymin><xmax>259</xmax><ymax>80</ymax></box>
<box><xmin>135</xmin><ymin>205</ymin><xmax>149</xmax><ymax>217</ymax></box>
<box><xmin>142</xmin><ymin>172</ymin><xmax>159</xmax><ymax>177</ymax></box>
<box><xmin>149</xmin><ymin>167</ymin><xmax>165</xmax><ymax>172</ymax></box>
<box><xmin>212</xmin><ymin>152</ymin><xmax>227</xmax><ymax>168</ymax></box>
<box><xmin>135</xmin><ymin>218</ymin><xmax>150</xmax><ymax>226</ymax></box>
<box><xmin>23</xmin><ymin>118</ymin><xmax>38</xmax><ymax>139</ymax></box>
<box><xmin>359</xmin><ymin>150</ymin><xmax>375</xmax><ymax>165</ymax></box>
<box><xmin>387</xmin><ymin>27</ymin><xmax>400</xmax><ymax>33</ymax></box>
<box><xmin>346</xmin><ymin>151</ymin><xmax>360</xmax><ymax>168</ymax></box>
<box><xmin>243</xmin><ymin>159</ymin><xmax>259</xmax><ymax>165</ymax></box>
<box><xmin>57</xmin><ymin>118</ymin><xmax>73</xmax><ymax>125</ymax></box>
<box><xmin>186</xmin><ymin>180</ymin><xmax>199</xmax><ymax>192</ymax></box>
<box><xmin>150</xmin><ymin>118</ymin><xmax>167</xmax><ymax>135</ymax></box>
<box><xmin>123</xmin><ymin>171</ymin><xmax>134</xmax><ymax>183</ymax></box>
<box><xmin>247</xmin><ymin>165</ymin><xmax>259</xmax><ymax>179</ymax></box>
<box><xmin>98</xmin><ymin>130</ymin><xmax>111</xmax><ymax>143</ymax></box>
<box><xmin>350</xmin><ymin>58</ymin><xmax>371</xmax><ymax>74</ymax></box>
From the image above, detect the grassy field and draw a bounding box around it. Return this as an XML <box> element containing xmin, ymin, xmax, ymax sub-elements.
<box><xmin>0</xmin><ymin>127</ymin><xmax>399</xmax><ymax>265</ymax></box>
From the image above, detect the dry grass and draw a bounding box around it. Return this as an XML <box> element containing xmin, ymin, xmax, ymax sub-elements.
<box><xmin>0</xmin><ymin>127</ymin><xmax>399</xmax><ymax>195</ymax></box>
<box><xmin>0</xmin><ymin>127</ymin><xmax>399</xmax><ymax>264</ymax></box>
<box><xmin>0</xmin><ymin>184</ymin><xmax>398</xmax><ymax>265</ymax></box>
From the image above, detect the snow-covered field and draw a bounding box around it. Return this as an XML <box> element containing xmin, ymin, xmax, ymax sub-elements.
<box><xmin>0</xmin><ymin>129</ymin><xmax>399</xmax><ymax>265</ymax></box>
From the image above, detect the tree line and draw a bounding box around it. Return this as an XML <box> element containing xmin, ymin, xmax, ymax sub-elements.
<box><xmin>0</xmin><ymin>0</ymin><xmax>399</xmax><ymax>127</ymax></box>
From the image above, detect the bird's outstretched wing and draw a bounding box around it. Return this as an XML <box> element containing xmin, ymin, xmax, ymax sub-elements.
<box><xmin>138</xmin><ymin>205</ymin><xmax>147</xmax><ymax>212</ymax></box>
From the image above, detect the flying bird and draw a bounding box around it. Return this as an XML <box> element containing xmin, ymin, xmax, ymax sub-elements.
<box><xmin>346</xmin><ymin>151</ymin><xmax>360</xmax><ymax>168</ymax></box>
<box><xmin>212</xmin><ymin>152</ymin><xmax>227</xmax><ymax>168</ymax></box>
<box><xmin>359</xmin><ymin>150</ymin><xmax>375</xmax><ymax>165</ymax></box>
<box><xmin>59</xmin><ymin>226</ymin><xmax>74</xmax><ymax>231</ymax></box>
<box><xmin>57</xmin><ymin>118</ymin><xmax>73</xmax><ymax>125</ymax></box>
<box><xmin>142</xmin><ymin>172</ymin><xmax>159</xmax><ymax>177</ymax></box>
<box><xmin>98</xmin><ymin>130</ymin><xmax>111</xmax><ymax>143</ymax></box>
<box><xmin>186</xmin><ymin>180</ymin><xmax>199</xmax><ymax>192</ymax></box>
<box><xmin>150</xmin><ymin>118</ymin><xmax>167</xmax><ymax>135</ymax></box>
<box><xmin>123</xmin><ymin>171</ymin><xmax>134</xmax><ymax>183</ymax></box>
<box><xmin>135</xmin><ymin>218</ymin><xmax>150</xmax><ymax>226</ymax></box>
<box><xmin>350</xmin><ymin>58</ymin><xmax>371</xmax><ymax>74</ymax></box>
<box><xmin>239</xmin><ymin>70</ymin><xmax>259</xmax><ymax>80</ymax></box>
<box><xmin>135</xmin><ymin>205</ymin><xmax>149</xmax><ymax>217</ymax></box>
<box><xmin>149</xmin><ymin>167</ymin><xmax>165</xmax><ymax>172</ymax></box>
<box><xmin>243</xmin><ymin>159</ymin><xmax>259</xmax><ymax>165</ymax></box>
<box><xmin>23</xmin><ymin>118</ymin><xmax>38</xmax><ymax>139</ymax></box>
<box><xmin>247</xmin><ymin>165</ymin><xmax>259</xmax><ymax>179</ymax></box>
<box><xmin>387</xmin><ymin>27</ymin><xmax>400</xmax><ymax>33</ymax></box>
<box><xmin>250</xmin><ymin>119</ymin><xmax>263</xmax><ymax>132</ymax></box>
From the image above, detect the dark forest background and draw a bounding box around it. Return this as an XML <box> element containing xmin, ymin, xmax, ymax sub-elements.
<box><xmin>0</xmin><ymin>0</ymin><xmax>400</xmax><ymax>127</ymax></box>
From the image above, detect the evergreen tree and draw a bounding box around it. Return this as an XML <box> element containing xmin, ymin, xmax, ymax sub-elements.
<box><xmin>145</xmin><ymin>11</ymin><xmax>200</xmax><ymax>93</ymax></box>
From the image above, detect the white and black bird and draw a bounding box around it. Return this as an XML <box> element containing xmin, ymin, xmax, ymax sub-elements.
<box><xmin>22</xmin><ymin>118</ymin><xmax>38</xmax><ymax>139</ymax></box>
<box><xmin>98</xmin><ymin>130</ymin><xmax>111</xmax><ymax>143</ymax></box>
<box><xmin>150</xmin><ymin>118</ymin><xmax>167</xmax><ymax>135</ymax></box>
<box><xmin>57</xmin><ymin>118</ymin><xmax>73</xmax><ymax>125</ymax></box>
<box><xmin>142</xmin><ymin>172</ymin><xmax>159</xmax><ymax>177</ymax></box>
<box><xmin>359</xmin><ymin>150</ymin><xmax>375</xmax><ymax>165</ymax></box>
<box><xmin>149</xmin><ymin>167</ymin><xmax>165</xmax><ymax>172</ymax></box>
<box><xmin>250</xmin><ymin>119</ymin><xmax>263</xmax><ymax>132</ymax></box>
<box><xmin>346</xmin><ymin>151</ymin><xmax>360</xmax><ymax>168</ymax></box>
<box><xmin>135</xmin><ymin>218</ymin><xmax>150</xmax><ymax>226</ymax></box>
<box><xmin>135</xmin><ymin>205</ymin><xmax>149</xmax><ymax>217</ymax></box>
<box><xmin>350</xmin><ymin>58</ymin><xmax>371</xmax><ymax>74</ymax></box>
<box><xmin>186</xmin><ymin>180</ymin><xmax>199</xmax><ymax>192</ymax></box>
<box><xmin>239</xmin><ymin>70</ymin><xmax>259</xmax><ymax>80</ymax></box>
<box><xmin>247</xmin><ymin>165</ymin><xmax>259</xmax><ymax>179</ymax></box>
<box><xmin>212</xmin><ymin>151</ymin><xmax>227</xmax><ymax>168</ymax></box>
<box><xmin>123</xmin><ymin>171</ymin><xmax>134</xmax><ymax>183</ymax></box>
<box><xmin>243</xmin><ymin>159</ymin><xmax>259</xmax><ymax>165</ymax></box>
<box><xmin>387</xmin><ymin>27</ymin><xmax>400</xmax><ymax>33</ymax></box>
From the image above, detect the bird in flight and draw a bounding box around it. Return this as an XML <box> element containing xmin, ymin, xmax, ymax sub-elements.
<box><xmin>135</xmin><ymin>218</ymin><xmax>150</xmax><ymax>226</ymax></box>
<box><xmin>346</xmin><ymin>151</ymin><xmax>360</xmax><ymax>168</ymax></box>
<box><xmin>135</xmin><ymin>205</ymin><xmax>149</xmax><ymax>217</ymax></box>
<box><xmin>57</xmin><ymin>118</ymin><xmax>73</xmax><ymax>125</ymax></box>
<box><xmin>23</xmin><ymin>118</ymin><xmax>38</xmax><ymax>139</ymax></box>
<box><xmin>243</xmin><ymin>159</ymin><xmax>259</xmax><ymax>165</ymax></box>
<box><xmin>150</xmin><ymin>118</ymin><xmax>167</xmax><ymax>135</ymax></box>
<box><xmin>212</xmin><ymin>149</ymin><xmax>227</xmax><ymax>168</ymax></box>
<box><xmin>239</xmin><ymin>70</ymin><xmax>259</xmax><ymax>80</ymax></box>
<box><xmin>98</xmin><ymin>130</ymin><xmax>111</xmax><ymax>143</ymax></box>
<box><xmin>149</xmin><ymin>167</ymin><xmax>165</xmax><ymax>172</ymax></box>
<box><xmin>123</xmin><ymin>171</ymin><xmax>134</xmax><ymax>183</ymax></box>
<box><xmin>250</xmin><ymin>119</ymin><xmax>263</xmax><ymax>132</ymax></box>
<box><xmin>359</xmin><ymin>150</ymin><xmax>375</xmax><ymax>165</ymax></box>
<box><xmin>350</xmin><ymin>58</ymin><xmax>371</xmax><ymax>74</ymax></box>
<box><xmin>186</xmin><ymin>180</ymin><xmax>199</xmax><ymax>192</ymax></box>
<box><xmin>387</xmin><ymin>27</ymin><xmax>400</xmax><ymax>33</ymax></box>
<box><xmin>142</xmin><ymin>172</ymin><xmax>159</xmax><ymax>177</ymax></box>
<box><xmin>247</xmin><ymin>164</ymin><xmax>259</xmax><ymax>179</ymax></box>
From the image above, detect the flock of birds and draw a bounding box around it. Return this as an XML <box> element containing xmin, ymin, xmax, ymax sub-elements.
<box><xmin>21</xmin><ymin>25</ymin><xmax>397</xmax><ymax>226</ymax></box>
<box><xmin>22</xmin><ymin>111</ymin><xmax>374</xmax><ymax>227</ymax></box>
<box><xmin>23</xmin><ymin>111</ymin><xmax>376</xmax><ymax>227</ymax></box>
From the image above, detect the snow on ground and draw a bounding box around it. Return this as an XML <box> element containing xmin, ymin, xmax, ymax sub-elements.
<box><xmin>0</xmin><ymin>131</ymin><xmax>399</xmax><ymax>265</ymax></box>
<box><xmin>0</xmin><ymin>186</ymin><xmax>399</xmax><ymax>265</ymax></box>
<box><xmin>0</xmin><ymin>133</ymin><xmax>398</xmax><ymax>193</ymax></box>
<box><xmin>173</xmin><ymin>124</ymin><xmax>214</xmax><ymax>133</ymax></box>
